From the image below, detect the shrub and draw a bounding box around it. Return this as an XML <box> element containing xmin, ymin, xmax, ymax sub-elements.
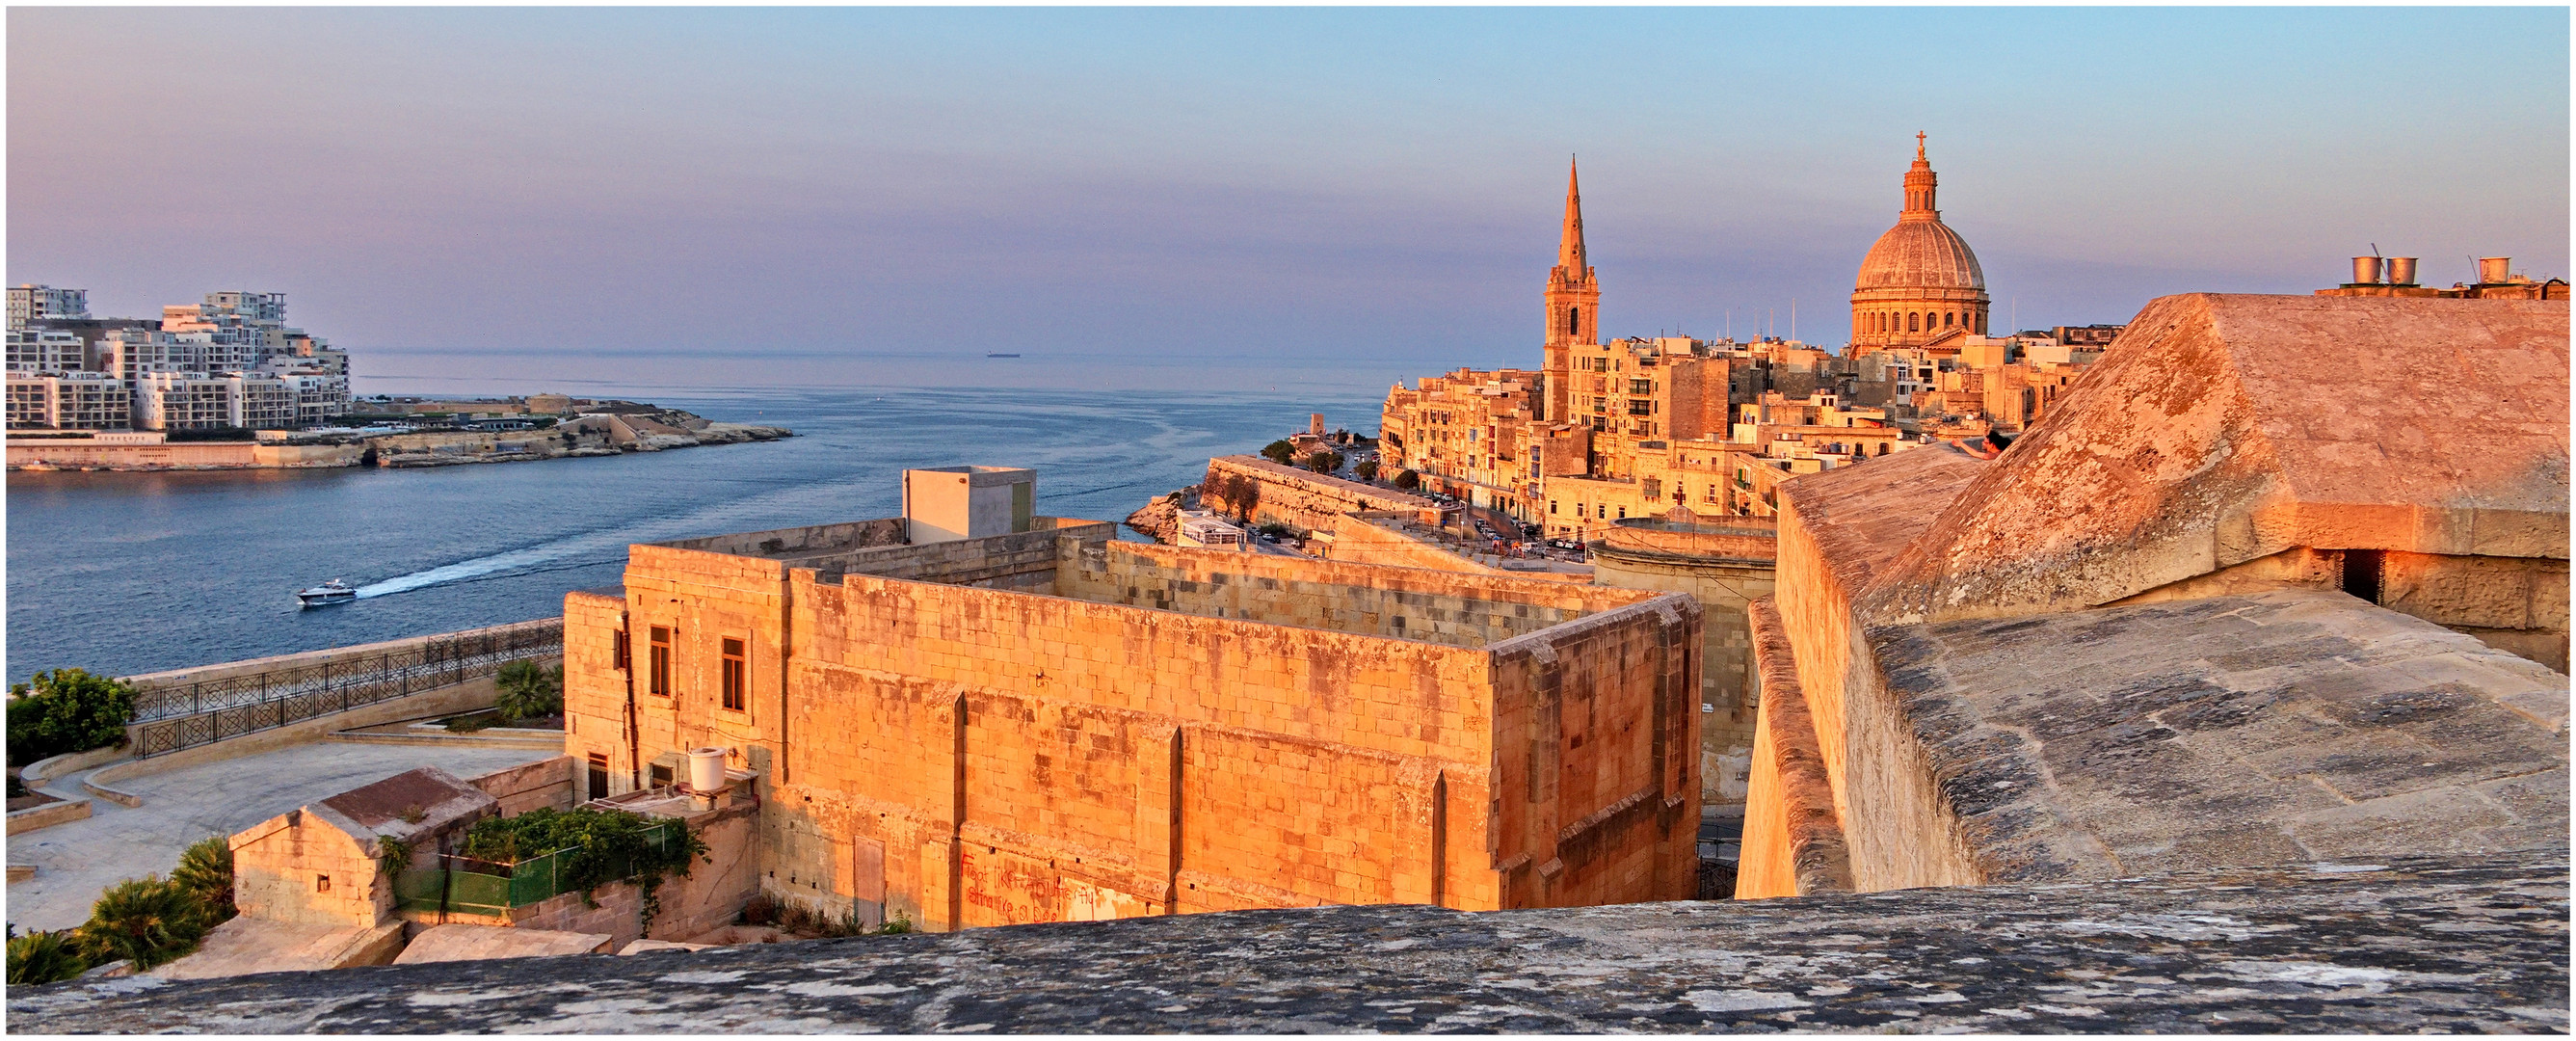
<box><xmin>740</xmin><ymin>894</ymin><xmax>782</xmax><ymax>926</ymax></box>
<box><xmin>76</xmin><ymin>876</ymin><xmax>213</xmax><ymax>971</ymax></box>
<box><xmin>7</xmin><ymin>669</ymin><xmax>136</xmax><ymax>767</ymax></box>
<box><xmin>6</xmin><ymin>930</ymin><xmax>88</xmax><ymax>985</ymax></box>
<box><xmin>457</xmin><ymin>807</ymin><xmax>707</xmax><ymax>897</ymax></box>
<box><xmin>1354</xmin><ymin>460</ymin><xmax>1379</xmax><ymax>482</ymax></box>
<box><xmin>1259</xmin><ymin>440</ymin><xmax>1294</xmax><ymax>464</ymax></box>
<box><xmin>1302</xmin><ymin>450</ymin><xmax>1343</xmax><ymax>474</ymax></box>
<box><xmin>1393</xmin><ymin>468</ymin><xmax>1421</xmax><ymax>491</ymax></box>
<box><xmin>171</xmin><ymin>837</ymin><xmax>237</xmax><ymax>924</ymax></box>
<box><xmin>493</xmin><ymin>660</ymin><xmax>564</xmax><ymax>722</ymax></box>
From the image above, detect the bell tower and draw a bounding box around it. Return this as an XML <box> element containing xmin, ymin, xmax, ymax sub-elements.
<box><xmin>1542</xmin><ymin>156</ymin><xmax>1599</xmax><ymax>423</ymax></box>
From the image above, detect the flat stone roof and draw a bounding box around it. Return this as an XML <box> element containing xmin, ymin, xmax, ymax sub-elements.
<box><xmin>1874</xmin><ymin>588</ymin><xmax>2567</xmax><ymax>884</ymax></box>
<box><xmin>13</xmin><ymin>854</ymin><xmax>2562</xmax><ymax>1032</ymax></box>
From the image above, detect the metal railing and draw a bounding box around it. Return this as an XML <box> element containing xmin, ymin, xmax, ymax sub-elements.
<box><xmin>127</xmin><ymin>620</ymin><xmax>562</xmax><ymax>759</ymax></box>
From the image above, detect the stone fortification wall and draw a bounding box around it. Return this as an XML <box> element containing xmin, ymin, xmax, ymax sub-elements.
<box><xmin>1760</xmin><ymin>447</ymin><xmax>1991</xmax><ymax>893</ymax></box>
<box><xmin>1058</xmin><ymin>539</ymin><xmax>1635</xmax><ymax>648</ymax></box>
<box><xmin>8</xmin><ymin>440</ymin><xmax>257</xmax><ymax>470</ymax></box>
<box><xmin>1204</xmin><ymin>455</ymin><xmax>1436</xmax><ymax>534</ymax></box>
<box><xmin>1322</xmin><ymin>514</ymin><xmax>1500</xmax><ymax>575</ymax></box>
<box><xmin>1734</xmin><ymin>597</ymin><xmax>1849</xmax><ymax>900</ymax></box>
<box><xmin>567</xmin><ymin>530</ymin><xmax>1697</xmax><ymax>934</ymax></box>
<box><xmin>804</xmin><ymin>520</ymin><xmax>1113</xmax><ymax>595</ymax></box>
<box><xmin>658</xmin><ymin>519</ymin><xmax>906</xmax><ymax>557</ymax></box>
<box><xmin>1484</xmin><ymin>596</ymin><xmax>1704</xmax><ymax>909</ymax></box>
<box><xmin>18</xmin><ymin>855</ymin><xmax>2562</xmax><ymax>1034</ymax></box>
<box><xmin>1588</xmin><ymin>518</ymin><xmax>1779</xmax><ymax>809</ymax></box>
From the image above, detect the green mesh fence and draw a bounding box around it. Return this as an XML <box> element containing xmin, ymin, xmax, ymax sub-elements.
<box><xmin>392</xmin><ymin>820</ymin><xmax>682</xmax><ymax>914</ymax></box>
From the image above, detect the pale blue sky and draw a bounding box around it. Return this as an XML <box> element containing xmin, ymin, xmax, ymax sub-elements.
<box><xmin>10</xmin><ymin>7</ymin><xmax>2567</xmax><ymax>394</ymax></box>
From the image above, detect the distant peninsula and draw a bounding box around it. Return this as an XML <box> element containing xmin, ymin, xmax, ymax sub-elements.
<box><xmin>6</xmin><ymin>394</ymin><xmax>792</xmax><ymax>472</ymax></box>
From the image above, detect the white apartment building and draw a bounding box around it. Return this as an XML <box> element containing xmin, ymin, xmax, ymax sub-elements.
<box><xmin>8</xmin><ymin>285</ymin><xmax>91</xmax><ymax>330</ymax></box>
<box><xmin>5</xmin><ymin>329</ymin><xmax>90</xmax><ymax>373</ymax></box>
<box><xmin>6</xmin><ymin>372</ymin><xmax>134</xmax><ymax>430</ymax></box>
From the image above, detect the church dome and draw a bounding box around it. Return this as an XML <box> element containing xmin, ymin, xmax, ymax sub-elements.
<box><xmin>1855</xmin><ymin>218</ymin><xmax>1984</xmax><ymax>292</ymax></box>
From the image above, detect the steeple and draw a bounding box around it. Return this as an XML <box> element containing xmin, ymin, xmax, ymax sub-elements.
<box><xmin>1543</xmin><ymin>154</ymin><xmax>1600</xmax><ymax>354</ymax></box>
<box><xmin>1902</xmin><ymin>131</ymin><xmax>1939</xmax><ymax>219</ymax></box>
<box><xmin>1558</xmin><ymin>156</ymin><xmax>1588</xmax><ymax>274</ymax></box>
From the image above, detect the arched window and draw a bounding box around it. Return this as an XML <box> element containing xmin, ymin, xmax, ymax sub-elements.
<box><xmin>1947</xmin><ymin>312</ymin><xmax>1956</xmax><ymax>328</ymax></box>
<box><xmin>1567</xmin><ymin>307</ymin><xmax>1580</xmax><ymax>336</ymax></box>
<box><xmin>1908</xmin><ymin>312</ymin><xmax>1921</xmax><ymax>333</ymax></box>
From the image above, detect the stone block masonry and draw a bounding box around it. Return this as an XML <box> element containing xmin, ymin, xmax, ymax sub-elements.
<box><xmin>562</xmin><ymin>510</ymin><xmax>1702</xmax><ymax>933</ymax></box>
<box><xmin>1204</xmin><ymin>454</ymin><xmax>1437</xmax><ymax>534</ymax></box>
<box><xmin>14</xmin><ymin>854</ymin><xmax>2563</xmax><ymax>1033</ymax></box>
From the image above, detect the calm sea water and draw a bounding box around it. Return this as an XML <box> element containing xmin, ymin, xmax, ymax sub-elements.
<box><xmin>5</xmin><ymin>385</ymin><xmax>1382</xmax><ymax>683</ymax></box>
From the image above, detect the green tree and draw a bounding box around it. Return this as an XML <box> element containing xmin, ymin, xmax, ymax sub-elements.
<box><xmin>1393</xmin><ymin>468</ymin><xmax>1421</xmax><ymax>491</ymax></box>
<box><xmin>1303</xmin><ymin>450</ymin><xmax>1343</xmax><ymax>475</ymax></box>
<box><xmin>494</xmin><ymin>659</ymin><xmax>565</xmax><ymax>722</ymax></box>
<box><xmin>171</xmin><ymin>837</ymin><xmax>237</xmax><ymax>924</ymax></box>
<box><xmin>76</xmin><ymin>876</ymin><xmax>213</xmax><ymax>971</ymax></box>
<box><xmin>1259</xmin><ymin>440</ymin><xmax>1294</xmax><ymax>464</ymax></box>
<box><xmin>6</xmin><ymin>930</ymin><xmax>89</xmax><ymax>986</ymax></box>
<box><xmin>1354</xmin><ymin>459</ymin><xmax>1380</xmax><ymax>481</ymax></box>
<box><xmin>7</xmin><ymin>669</ymin><xmax>136</xmax><ymax>767</ymax></box>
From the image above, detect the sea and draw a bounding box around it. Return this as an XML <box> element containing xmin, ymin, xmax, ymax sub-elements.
<box><xmin>4</xmin><ymin>381</ymin><xmax>1393</xmax><ymax>684</ymax></box>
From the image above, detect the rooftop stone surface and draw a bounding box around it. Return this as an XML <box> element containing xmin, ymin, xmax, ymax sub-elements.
<box><xmin>1876</xmin><ymin>588</ymin><xmax>2568</xmax><ymax>884</ymax></box>
<box><xmin>1870</xmin><ymin>293</ymin><xmax>2570</xmax><ymax>624</ymax></box>
<box><xmin>11</xmin><ymin>855</ymin><xmax>2564</xmax><ymax>1033</ymax></box>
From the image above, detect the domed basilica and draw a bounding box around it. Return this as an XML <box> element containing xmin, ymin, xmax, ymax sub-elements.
<box><xmin>1848</xmin><ymin>134</ymin><xmax>1990</xmax><ymax>355</ymax></box>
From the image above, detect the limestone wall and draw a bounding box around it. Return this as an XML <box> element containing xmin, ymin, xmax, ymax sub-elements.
<box><xmin>1587</xmin><ymin>523</ymin><xmax>1777</xmax><ymax>809</ymax></box>
<box><xmin>1057</xmin><ymin>539</ymin><xmax>1634</xmax><ymax>648</ymax></box>
<box><xmin>568</xmin><ymin>527</ymin><xmax>1696</xmax><ymax>934</ymax></box>
<box><xmin>1735</xmin><ymin>597</ymin><xmax>1850</xmax><ymax>900</ymax></box>
<box><xmin>1323</xmin><ymin>515</ymin><xmax>1498</xmax><ymax>575</ymax></box>
<box><xmin>1204</xmin><ymin>455</ymin><xmax>1436</xmax><ymax>534</ymax></box>
<box><xmin>231</xmin><ymin>813</ymin><xmax>387</xmax><ymax>929</ymax></box>
<box><xmin>468</xmin><ymin>756</ymin><xmax>577</xmax><ymax>817</ymax></box>
<box><xmin>6</xmin><ymin>440</ymin><xmax>258</xmax><ymax>470</ymax></box>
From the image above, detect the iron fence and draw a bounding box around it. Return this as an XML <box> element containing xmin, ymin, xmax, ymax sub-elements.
<box><xmin>127</xmin><ymin>620</ymin><xmax>562</xmax><ymax>759</ymax></box>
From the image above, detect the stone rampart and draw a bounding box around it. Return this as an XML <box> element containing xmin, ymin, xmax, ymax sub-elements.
<box><xmin>1734</xmin><ymin>597</ymin><xmax>1849</xmax><ymax>899</ymax></box>
<box><xmin>570</xmin><ymin>532</ymin><xmax>1697</xmax><ymax>934</ymax></box>
<box><xmin>7</xmin><ymin>440</ymin><xmax>258</xmax><ymax>470</ymax></box>
<box><xmin>13</xmin><ymin>855</ymin><xmax>2563</xmax><ymax>1034</ymax></box>
<box><xmin>1204</xmin><ymin>455</ymin><xmax>1437</xmax><ymax>534</ymax></box>
<box><xmin>1590</xmin><ymin>518</ymin><xmax>1779</xmax><ymax>809</ymax></box>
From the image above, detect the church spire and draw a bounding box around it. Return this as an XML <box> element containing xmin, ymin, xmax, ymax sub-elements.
<box><xmin>1902</xmin><ymin>132</ymin><xmax>1939</xmax><ymax>219</ymax></box>
<box><xmin>1558</xmin><ymin>156</ymin><xmax>1588</xmax><ymax>273</ymax></box>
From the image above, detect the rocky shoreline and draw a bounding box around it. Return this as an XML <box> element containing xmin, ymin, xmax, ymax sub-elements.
<box><xmin>6</xmin><ymin>408</ymin><xmax>791</xmax><ymax>473</ymax></box>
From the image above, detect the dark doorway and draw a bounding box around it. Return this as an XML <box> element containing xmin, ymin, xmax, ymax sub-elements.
<box><xmin>586</xmin><ymin>753</ymin><xmax>610</xmax><ymax>802</ymax></box>
<box><xmin>2343</xmin><ymin>548</ymin><xmax>2384</xmax><ymax>604</ymax></box>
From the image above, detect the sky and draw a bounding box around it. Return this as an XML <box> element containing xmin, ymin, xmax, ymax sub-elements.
<box><xmin>9</xmin><ymin>7</ymin><xmax>2568</xmax><ymax>396</ymax></box>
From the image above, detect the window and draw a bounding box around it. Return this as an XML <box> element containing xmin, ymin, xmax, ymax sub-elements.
<box><xmin>1567</xmin><ymin>307</ymin><xmax>1580</xmax><ymax>336</ymax></box>
<box><xmin>1908</xmin><ymin>312</ymin><xmax>1921</xmax><ymax>332</ymax></box>
<box><xmin>316</xmin><ymin>874</ymin><xmax>331</xmax><ymax>893</ymax></box>
<box><xmin>613</xmin><ymin>629</ymin><xmax>630</xmax><ymax>673</ymax></box>
<box><xmin>648</xmin><ymin>627</ymin><xmax>672</xmax><ymax>696</ymax></box>
<box><xmin>721</xmin><ymin>637</ymin><xmax>747</xmax><ymax>711</ymax></box>
<box><xmin>1550</xmin><ymin>500</ymin><xmax>1558</xmax><ymax>515</ymax></box>
<box><xmin>650</xmin><ymin>763</ymin><xmax>674</xmax><ymax>788</ymax></box>
<box><xmin>587</xmin><ymin>753</ymin><xmax>609</xmax><ymax>802</ymax></box>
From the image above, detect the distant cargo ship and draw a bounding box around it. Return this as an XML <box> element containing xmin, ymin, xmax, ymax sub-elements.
<box><xmin>987</xmin><ymin>353</ymin><xmax>1021</xmax><ymax>358</ymax></box>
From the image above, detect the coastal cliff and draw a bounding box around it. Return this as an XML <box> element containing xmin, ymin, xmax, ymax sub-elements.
<box><xmin>1123</xmin><ymin>486</ymin><xmax>1201</xmax><ymax>543</ymax></box>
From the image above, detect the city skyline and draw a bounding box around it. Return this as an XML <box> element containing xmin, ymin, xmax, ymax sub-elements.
<box><xmin>9</xmin><ymin>7</ymin><xmax>2568</xmax><ymax>394</ymax></box>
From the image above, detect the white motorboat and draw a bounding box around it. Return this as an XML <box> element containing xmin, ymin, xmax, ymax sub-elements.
<box><xmin>296</xmin><ymin>579</ymin><xmax>358</xmax><ymax>607</ymax></box>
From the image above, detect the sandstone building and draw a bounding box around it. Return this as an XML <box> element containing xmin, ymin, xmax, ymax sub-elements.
<box><xmin>559</xmin><ymin>471</ymin><xmax>1705</xmax><ymax>931</ymax></box>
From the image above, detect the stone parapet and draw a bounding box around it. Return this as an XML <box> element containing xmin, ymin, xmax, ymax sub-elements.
<box><xmin>12</xmin><ymin>854</ymin><xmax>2563</xmax><ymax>1033</ymax></box>
<box><xmin>1735</xmin><ymin>597</ymin><xmax>1849</xmax><ymax>899</ymax></box>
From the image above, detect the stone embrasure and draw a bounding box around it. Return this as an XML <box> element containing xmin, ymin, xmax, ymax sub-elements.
<box><xmin>12</xmin><ymin>855</ymin><xmax>2564</xmax><ymax>1034</ymax></box>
